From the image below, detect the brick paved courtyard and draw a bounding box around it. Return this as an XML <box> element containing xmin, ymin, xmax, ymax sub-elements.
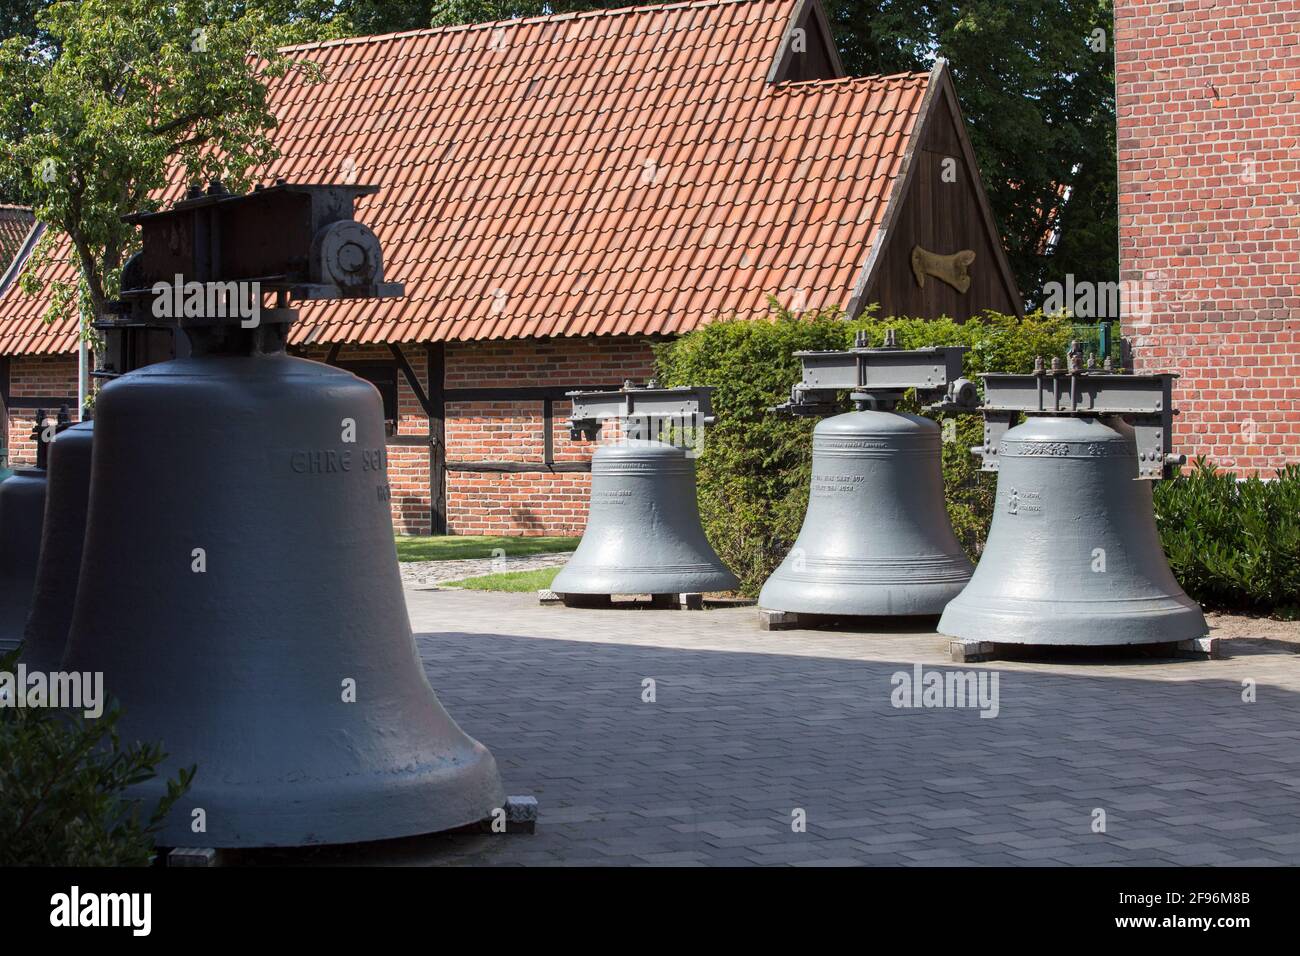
<box><xmin>309</xmin><ymin>589</ymin><xmax>1300</xmax><ymax>867</ymax></box>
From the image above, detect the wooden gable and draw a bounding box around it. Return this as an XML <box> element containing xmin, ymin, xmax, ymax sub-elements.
<box><xmin>848</xmin><ymin>60</ymin><xmax>1023</xmax><ymax>320</ymax></box>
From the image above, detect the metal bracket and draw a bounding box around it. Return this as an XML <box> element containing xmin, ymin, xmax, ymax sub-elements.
<box><xmin>774</xmin><ymin>332</ymin><xmax>975</xmax><ymax>415</ymax></box>
<box><xmin>566</xmin><ymin>381</ymin><xmax>715</xmax><ymax>441</ymax></box>
<box><xmin>972</xmin><ymin>354</ymin><xmax>1181</xmax><ymax>479</ymax></box>
<box><xmin>96</xmin><ymin>180</ymin><xmax>403</xmax><ymax>378</ymax></box>
<box><xmin>104</xmin><ymin>181</ymin><xmax>402</xmax><ymax>327</ymax></box>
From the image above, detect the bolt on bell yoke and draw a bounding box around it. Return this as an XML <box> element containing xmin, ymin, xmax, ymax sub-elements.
<box><xmin>550</xmin><ymin>381</ymin><xmax>738</xmax><ymax>601</ymax></box>
<box><xmin>938</xmin><ymin>340</ymin><xmax>1207</xmax><ymax>647</ymax></box>
<box><xmin>758</xmin><ymin>329</ymin><xmax>980</xmax><ymax>620</ymax></box>
<box><xmin>61</xmin><ymin>181</ymin><xmax>506</xmax><ymax>848</ymax></box>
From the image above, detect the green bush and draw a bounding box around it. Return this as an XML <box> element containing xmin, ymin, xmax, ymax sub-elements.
<box><xmin>0</xmin><ymin>651</ymin><xmax>193</xmax><ymax>866</ymax></box>
<box><xmin>1154</xmin><ymin>460</ymin><xmax>1300</xmax><ymax>615</ymax></box>
<box><xmin>654</xmin><ymin>303</ymin><xmax>1074</xmax><ymax>595</ymax></box>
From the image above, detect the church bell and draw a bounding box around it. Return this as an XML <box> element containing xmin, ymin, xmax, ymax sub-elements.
<box><xmin>550</xmin><ymin>383</ymin><xmax>738</xmax><ymax>600</ymax></box>
<box><xmin>0</xmin><ymin>409</ymin><xmax>67</xmax><ymax>653</ymax></box>
<box><xmin>938</xmin><ymin>349</ymin><xmax>1208</xmax><ymax>647</ymax></box>
<box><xmin>759</xmin><ymin>335</ymin><xmax>979</xmax><ymax>619</ymax></box>
<box><xmin>60</xmin><ymin>182</ymin><xmax>505</xmax><ymax>847</ymax></box>
<box><xmin>20</xmin><ymin>420</ymin><xmax>94</xmax><ymax>672</ymax></box>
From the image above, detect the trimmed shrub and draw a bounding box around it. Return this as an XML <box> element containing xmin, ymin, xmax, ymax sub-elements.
<box><xmin>1154</xmin><ymin>460</ymin><xmax>1300</xmax><ymax>615</ymax></box>
<box><xmin>654</xmin><ymin>303</ymin><xmax>1074</xmax><ymax>595</ymax></box>
<box><xmin>0</xmin><ymin>651</ymin><xmax>193</xmax><ymax>866</ymax></box>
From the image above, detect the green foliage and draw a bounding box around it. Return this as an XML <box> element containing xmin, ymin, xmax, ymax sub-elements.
<box><xmin>445</xmin><ymin>566</ymin><xmax>561</xmax><ymax>591</ymax></box>
<box><xmin>654</xmin><ymin>303</ymin><xmax>1073</xmax><ymax>594</ymax></box>
<box><xmin>0</xmin><ymin>0</ymin><xmax>338</xmax><ymax>323</ymax></box>
<box><xmin>0</xmin><ymin>652</ymin><xmax>193</xmax><ymax>866</ymax></box>
<box><xmin>1154</xmin><ymin>460</ymin><xmax>1300</xmax><ymax>616</ymax></box>
<box><xmin>395</xmin><ymin>534</ymin><xmax>579</xmax><ymax>562</ymax></box>
<box><xmin>0</xmin><ymin>0</ymin><xmax>49</xmax><ymax>47</ymax></box>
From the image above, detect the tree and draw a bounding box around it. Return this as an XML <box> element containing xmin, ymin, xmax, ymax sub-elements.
<box><xmin>0</xmin><ymin>0</ymin><xmax>337</xmax><ymax>332</ymax></box>
<box><xmin>824</xmin><ymin>0</ymin><xmax>1118</xmax><ymax>304</ymax></box>
<box><xmin>0</xmin><ymin>0</ymin><xmax>50</xmax><ymax>44</ymax></box>
<box><xmin>344</xmin><ymin>0</ymin><xmax>436</xmax><ymax>34</ymax></box>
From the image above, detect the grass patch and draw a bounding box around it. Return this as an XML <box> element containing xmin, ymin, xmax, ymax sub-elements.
<box><xmin>395</xmin><ymin>535</ymin><xmax>579</xmax><ymax>563</ymax></box>
<box><xmin>443</xmin><ymin>566</ymin><xmax>561</xmax><ymax>592</ymax></box>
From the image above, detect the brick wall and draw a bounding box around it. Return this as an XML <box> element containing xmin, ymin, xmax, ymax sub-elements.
<box><xmin>1115</xmin><ymin>0</ymin><xmax>1300</xmax><ymax>471</ymax></box>
<box><xmin>3</xmin><ymin>354</ymin><xmax>80</xmax><ymax>467</ymax></box>
<box><xmin>444</xmin><ymin>337</ymin><xmax>656</xmax><ymax>535</ymax></box>
<box><xmin>3</xmin><ymin>337</ymin><xmax>660</xmax><ymax>533</ymax></box>
<box><xmin>301</xmin><ymin>336</ymin><xmax>656</xmax><ymax>535</ymax></box>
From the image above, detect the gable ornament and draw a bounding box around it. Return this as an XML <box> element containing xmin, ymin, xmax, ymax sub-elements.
<box><xmin>911</xmin><ymin>245</ymin><xmax>976</xmax><ymax>293</ymax></box>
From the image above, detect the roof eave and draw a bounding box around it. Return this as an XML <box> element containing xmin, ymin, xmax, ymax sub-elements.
<box><xmin>844</xmin><ymin>61</ymin><xmax>944</xmax><ymax>318</ymax></box>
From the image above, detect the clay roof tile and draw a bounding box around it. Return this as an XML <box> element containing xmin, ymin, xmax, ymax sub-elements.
<box><xmin>0</xmin><ymin>0</ymin><xmax>929</xmax><ymax>352</ymax></box>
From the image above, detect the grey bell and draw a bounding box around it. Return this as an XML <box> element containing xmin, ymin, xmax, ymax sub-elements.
<box><xmin>0</xmin><ymin>466</ymin><xmax>46</xmax><ymax>654</ymax></box>
<box><xmin>938</xmin><ymin>415</ymin><xmax>1207</xmax><ymax>646</ymax></box>
<box><xmin>60</xmin><ymin>180</ymin><xmax>508</xmax><ymax>848</ymax></box>
<box><xmin>551</xmin><ymin>438</ymin><xmax>738</xmax><ymax>597</ymax></box>
<box><xmin>759</xmin><ymin>409</ymin><xmax>973</xmax><ymax>617</ymax></box>
<box><xmin>0</xmin><ymin>410</ymin><xmax>58</xmax><ymax>653</ymax></box>
<box><xmin>59</xmin><ymin>352</ymin><xmax>505</xmax><ymax>847</ymax></box>
<box><xmin>20</xmin><ymin>421</ymin><xmax>94</xmax><ymax>672</ymax></box>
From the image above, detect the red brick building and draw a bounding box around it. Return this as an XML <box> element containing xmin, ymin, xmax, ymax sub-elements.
<box><xmin>0</xmin><ymin>0</ymin><xmax>1020</xmax><ymax>533</ymax></box>
<box><xmin>1116</xmin><ymin>0</ymin><xmax>1300</xmax><ymax>471</ymax></box>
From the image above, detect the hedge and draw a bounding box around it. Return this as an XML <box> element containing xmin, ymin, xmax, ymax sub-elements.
<box><xmin>1154</xmin><ymin>460</ymin><xmax>1300</xmax><ymax>615</ymax></box>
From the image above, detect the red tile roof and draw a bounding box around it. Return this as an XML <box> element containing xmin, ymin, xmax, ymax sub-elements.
<box><xmin>0</xmin><ymin>0</ymin><xmax>930</xmax><ymax>355</ymax></box>
<box><xmin>0</xmin><ymin>205</ymin><xmax>35</xmax><ymax>272</ymax></box>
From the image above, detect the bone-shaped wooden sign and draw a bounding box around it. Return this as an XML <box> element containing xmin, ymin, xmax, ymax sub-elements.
<box><xmin>911</xmin><ymin>245</ymin><xmax>976</xmax><ymax>293</ymax></box>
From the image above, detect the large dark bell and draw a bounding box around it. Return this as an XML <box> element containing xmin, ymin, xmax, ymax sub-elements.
<box><xmin>759</xmin><ymin>410</ymin><xmax>973</xmax><ymax>617</ymax></box>
<box><xmin>0</xmin><ymin>467</ymin><xmax>47</xmax><ymax>653</ymax></box>
<box><xmin>60</xmin><ymin>354</ymin><xmax>504</xmax><ymax>847</ymax></box>
<box><xmin>551</xmin><ymin>439</ymin><xmax>738</xmax><ymax>597</ymax></box>
<box><xmin>21</xmin><ymin>422</ymin><xmax>94</xmax><ymax>672</ymax></box>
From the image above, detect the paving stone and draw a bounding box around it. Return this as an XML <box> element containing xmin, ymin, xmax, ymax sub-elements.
<box><xmin>386</xmin><ymin>588</ymin><xmax>1300</xmax><ymax>867</ymax></box>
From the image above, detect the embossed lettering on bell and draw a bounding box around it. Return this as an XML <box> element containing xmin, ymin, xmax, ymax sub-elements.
<box><xmin>61</xmin><ymin>182</ymin><xmax>506</xmax><ymax>847</ymax></box>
